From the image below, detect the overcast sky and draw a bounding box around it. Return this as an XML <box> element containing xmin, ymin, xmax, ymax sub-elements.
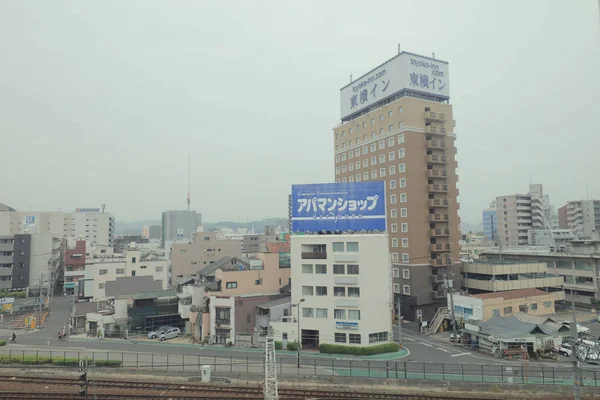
<box><xmin>1</xmin><ymin>1</ymin><xmax>599</xmax><ymax>226</ymax></box>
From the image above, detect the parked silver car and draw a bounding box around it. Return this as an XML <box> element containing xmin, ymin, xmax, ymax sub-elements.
<box><xmin>159</xmin><ymin>327</ymin><xmax>181</xmax><ymax>341</ymax></box>
<box><xmin>147</xmin><ymin>326</ymin><xmax>171</xmax><ymax>339</ymax></box>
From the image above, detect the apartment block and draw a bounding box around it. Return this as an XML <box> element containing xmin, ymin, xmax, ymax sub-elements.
<box><xmin>141</xmin><ymin>225</ymin><xmax>161</xmax><ymax>241</ymax></box>
<box><xmin>333</xmin><ymin>52</ymin><xmax>460</xmax><ymax>321</ymax></box>
<box><xmin>0</xmin><ymin>234</ymin><xmax>64</xmax><ymax>294</ymax></box>
<box><xmin>564</xmin><ymin>200</ymin><xmax>600</xmax><ymax>239</ymax></box>
<box><xmin>170</xmin><ymin>231</ymin><xmax>242</xmax><ymax>282</ymax></box>
<box><xmin>495</xmin><ymin>184</ymin><xmax>556</xmax><ymax>246</ymax></box>
<box><xmin>0</xmin><ymin>209</ymin><xmax>115</xmax><ymax>247</ymax></box>
<box><xmin>64</xmin><ymin>239</ymin><xmax>86</xmax><ymax>295</ymax></box>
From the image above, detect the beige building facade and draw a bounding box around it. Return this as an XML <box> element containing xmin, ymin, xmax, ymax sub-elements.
<box><xmin>212</xmin><ymin>253</ymin><xmax>291</xmax><ymax>296</ymax></box>
<box><xmin>450</xmin><ymin>288</ymin><xmax>564</xmax><ymax>322</ymax></box>
<box><xmin>170</xmin><ymin>232</ymin><xmax>242</xmax><ymax>283</ymax></box>
<box><xmin>333</xmin><ymin>94</ymin><xmax>460</xmax><ymax>321</ymax></box>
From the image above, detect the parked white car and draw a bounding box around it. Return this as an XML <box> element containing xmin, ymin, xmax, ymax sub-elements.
<box><xmin>159</xmin><ymin>327</ymin><xmax>181</xmax><ymax>341</ymax></box>
<box><xmin>560</xmin><ymin>321</ymin><xmax>591</xmax><ymax>334</ymax></box>
<box><xmin>557</xmin><ymin>343</ymin><xmax>573</xmax><ymax>357</ymax></box>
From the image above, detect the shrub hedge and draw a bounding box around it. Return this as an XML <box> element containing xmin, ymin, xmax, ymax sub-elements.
<box><xmin>286</xmin><ymin>341</ymin><xmax>299</xmax><ymax>351</ymax></box>
<box><xmin>0</xmin><ymin>340</ymin><xmax>6</xmax><ymax>347</ymax></box>
<box><xmin>274</xmin><ymin>341</ymin><xmax>282</xmax><ymax>350</ymax></box>
<box><xmin>319</xmin><ymin>342</ymin><xmax>399</xmax><ymax>356</ymax></box>
<box><xmin>0</xmin><ymin>355</ymin><xmax>121</xmax><ymax>367</ymax></box>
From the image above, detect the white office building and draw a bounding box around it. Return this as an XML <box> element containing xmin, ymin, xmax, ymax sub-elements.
<box><xmin>83</xmin><ymin>249</ymin><xmax>168</xmax><ymax>300</ymax></box>
<box><xmin>270</xmin><ymin>234</ymin><xmax>392</xmax><ymax>347</ymax></box>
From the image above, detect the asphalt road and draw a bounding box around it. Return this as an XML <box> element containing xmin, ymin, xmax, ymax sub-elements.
<box><xmin>11</xmin><ymin>295</ymin><xmax>600</xmax><ymax>382</ymax></box>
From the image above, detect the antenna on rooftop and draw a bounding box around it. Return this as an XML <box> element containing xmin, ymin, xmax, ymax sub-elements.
<box><xmin>398</xmin><ymin>43</ymin><xmax>401</xmax><ymax>54</ymax></box>
<box><xmin>187</xmin><ymin>156</ymin><xmax>191</xmax><ymax>212</ymax></box>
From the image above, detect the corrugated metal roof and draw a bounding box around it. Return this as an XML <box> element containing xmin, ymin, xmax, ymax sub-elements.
<box><xmin>256</xmin><ymin>296</ymin><xmax>291</xmax><ymax>310</ymax></box>
<box><xmin>131</xmin><ymin>289</ymin><xmax>177</xmax><ymax>300</ymax></box>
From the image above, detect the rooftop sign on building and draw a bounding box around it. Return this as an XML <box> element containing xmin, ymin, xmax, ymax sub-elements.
<box><xmin>340</xmin><ymin>52</ymin><xmax>450</xmax><ymax>120</ymax></box>
<box><xmin>291</xmin><ymin>182</ymin><xmax>386</xmax><ymax>233</ymax></box>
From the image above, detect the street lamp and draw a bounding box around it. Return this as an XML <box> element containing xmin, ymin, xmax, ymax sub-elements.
<box><xmin>291</xmin><ymin>298</ymin><xmax>305</xmax><ymax>369</ymax></box>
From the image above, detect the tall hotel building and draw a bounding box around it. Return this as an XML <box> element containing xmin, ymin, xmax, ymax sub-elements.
<box><xmin>332</xmin><ymin>51</ymin><xmax>461</xmax><ymax>320</ymax></box>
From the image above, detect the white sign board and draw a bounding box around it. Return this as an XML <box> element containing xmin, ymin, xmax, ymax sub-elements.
<box><xmin>23</xmin><ymin>216</ymin><xmax>36</xmax><ymax>233</ymax></box>
<box><xmin>340</xmin><ymin>52</ymin><xmax>450</xmax><ymax>120</ymax></box>
<box><xmin>0</xmin><ymin>298</ymin><xmax>15</xmax><ymax>305</ymax></box>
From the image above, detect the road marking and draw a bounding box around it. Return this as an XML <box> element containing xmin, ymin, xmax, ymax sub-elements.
<box><xmin>436</xmin><ymin>348</ymin><xmax>450</xmax><ymax>353</ymax></box>
<box><xmin>402</xmin><ymin>337</ymin><xmax>415</xmax><ymax>342</ymax></box>
<box><xmin>423</xmin><ymin>343</ymin><xmax>433</xmax><ymax>347</ymax></box>
<box><xmin>451</xmin><ymin>352</ymin><xmax>471</xmax><ymax>357</ymax></box>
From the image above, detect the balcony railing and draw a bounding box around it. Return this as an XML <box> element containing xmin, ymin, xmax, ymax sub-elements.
<box><xmin>428</xmin><ymin>199</ymin><xmax>449</xmax><ymax>207</ymax></box>
<box><xmin>431</xmin><ymin>257</ymin><xmax>452</xmax><ymax>266</ymax></box>
<box><xmin>426</xmin><ymin>155</ymin><xmax>447</xmax><ymax>164</ymax></box>
<box><xmin>428</xmin><ymin>184</ymin><xmax>448</xmax><ymax>193</ymax></box>
<box><xmin>429</xmin><ymin>243</ymin><xmax>452</xmax><ymax>252</ymax></box>
<box><xmin>431</xmin><ymin>274</ymin><xmax>445</xmax><ymax>284</ymax></box>
<box><xmin>429</xmin><ymin>229</ymin><xmax>450</xmax><ymax>237</ymax></box>
<box><xmin>427</xmin><ymin>169</ymin><xmax>447</xmax><ymax>178</ymax></box>
<box><xmin>426</xmin><ymin>140</ymin><xmax>446</xmax><ymax>150</ymax></box>
<box><xmin>216</xmin><ymin>319</ymin><xmax>231</xmax><ymax>326</ymax></box>
<box><xmin>301</xmin><ymin>252</ymin><xmax>327</xmax><ymax>260</ymax></box>
<box><xmin>432</xmin><ymin>290</ymin><xmax>446</xmax><ymax>299</ymax></box>
<box><xmin>428</xmin><ymin>214</ymin><xmax>449</xmax><ymax>222</ymax></box>
<box><xmin>425</xmin><ymin>112</ymin><xmax>447</xmax><ymax>122</ymax></box>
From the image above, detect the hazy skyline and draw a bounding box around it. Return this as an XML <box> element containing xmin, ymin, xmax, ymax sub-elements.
<box><xmin>1</xmin><ymin>1</ymin><xmax>599</xmax><ymax>225</ymax></box>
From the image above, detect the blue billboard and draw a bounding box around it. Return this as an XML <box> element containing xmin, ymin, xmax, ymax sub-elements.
<box><xmin>291</xmin><ymin>182</ymin><xmax>386</xmax><ymax>233</ymax></box>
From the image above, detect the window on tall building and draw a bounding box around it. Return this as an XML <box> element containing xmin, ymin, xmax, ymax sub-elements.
<box><xmin>379</xmin><ymin>154</ymin><xmax>385</xmax><ymax>163</ymax></box>
<box><xmin>356</xmin><ymin>174</ymin><xmax>361</xmax><ymax>182</ymax></box>
<box><xmin>400</xmin><ymin>193</ymin><xmax>407</xmax><ymax>202</ymax></box>
<box><xmin>402</xmin><ymin>253</ymin><xmax>409</xmax><ymax>263</ymax></box>
<box><xmin>362</xmin><ymin>146</ymin><xmax>368</xmax><ymax>155</ymax></box>
<box><xmin>390</xmin><ymin>180</ymin><xmax>396</xmax><ymax>190</ymax></box>
<box><xmin>379</xmin><ymin>140</ymin><xmax>385</xmax><ymax>150</ymax></box>
<box><xmin>390</xmin><ymin>194</ymin><xmax>397</xmax><ymax>204</ymax></box>
<box><xmin>363</xmin><ymin>172</ymin><xmax>369</xmax><ymax>180</ymax></box>
<box><xmin>335</xmin><ymin>155</ymin><xmax>340</xmax><ymax>163</ymax></box>
<box><xmin>363</xmin><ymin>159</ymin><xmax>368</xmax><ymax>168</ymax></box>
<box><xmin>397</xmin><ymin>134</ymin><xmax>405</xmax><ymax>144</ymax></box>
<box><xmin>370</xmin><ymin>143</ymin><xmax>376</xmax><ymax>152</ymax></box>
<box><xmin>348</xmin><ymin>310</ymin><xmax>361</xmax><ymax>320</ymax></box>
<box><xmin>398</xmin><ymin>148</ymin><xmax>405</xmax><ymax>158</ymax></box>
<box><xmin>392</xmin><ymin>253</ymin><xmax>399</xmax><ymax>262</ymax></box>
<box><xmin>390</xmin><ymin>209</ymin><xmax>397</xmax><ymax>218</ymax></box>
<box><xmin>402</xmin><ymin>285</ymin><xmax>410</xmax><ymax>295</ymax></box>
<box><xmin>341</xmin><ymin>153</ymin><xmax>346</xmax><ymax>161</ymax></box>
<box><xmin>371</xmin><ymin>118</ymin><xmax>375</xmax><ymax>125</ymax></box>
<box><xmin>393</xmin><ymin>283</ymin><xmax>400</xmax><ymax>293</ymax></box>
<box><xmin>379</xmin><ymin>168</ymin><xmax>386</xmax><ymax>177</ymax></box>
<box><xmin>302</xmin><ymin>264</ymin><xmax>313</xmax><ymax>274</ymax></box>
<box><xmin>398</xmin><ymin>106</ymin><xmax>403</xmax><ymax>114</ymax></box>
<box><xmin>401</xmin><ymin>208</ymin><xmax>408</xmax><ymax>217</ymax></box>
<box><xmin>302</xmin><ymin>308</ymin><xmax>314</xmax><ymax>318</ymax></box>
<box><xmin>402</xmin><ymin>238</ymin><xmax>409</xmax><ymax>248</ymax></box>
<box><xmin>347</xmin><ymin>242</ymin><xmax>359</xmax><ymax>251</ymax></box>
<box><xmin>391</xmin><ymin>223</ymin><xmax>398</xmax><ymax>233</ymax></box>
<box><xmin>402</xmin><ymin>269</ymin><xmax>410</xmax><ymax>279</ymax></box>
<box><xmin>401</xmin><ymin>223</ymin><xmax>408</xmax><ymax>232</ymax></box>
<box><xmin>316</xmin><ymin>308</ymin><xmax>328</xmax><ymax>318</ymax></box>
<box><xmin>333</xmin><ymin>242</ymin><xmax>344</xmax><ymax>252</ymax></box>
<box><xmin>302</xmin><ymin>286</ymin><xmax>314</xmax><ymax>296</ymax></box>
<box><xmin>400</xmin><ymin>178</ymin><xmax>407</xmax><ymax>187</ymax></box>
<box><xmin>389</xmin><ymin>151</ymin><xmax>395</xmax><ymax>161</ymax></box>
<box><xmin>391</xmin><ymin>238</ymin><xmax>398</xmax><ymax>247</ymax></box>
<box><xmin>334</xmin><ymin>309</ymin><xmax>346</xmax><ymax>319</ymax></box>
<box><xmin>393</xmin><ymin>268</ymin><xmax>399</xmax><ymax>278</ymax></box>
<box><xmin>371</xmin><ymin>156</ymin><xmax>376</xmax><ymax>165</ymax></box>
<box><xmin>316</xmin><ymin>286</ymin><xmax>328</xmax><ymax>296</ymax></box>
<box><xmin>371</xmin><ymin>170</ymin><xmax>377</xmax><ymax>179</ymax></box>
<box><xmin>347</xmin><ymin>264</ymin><xmax>359</xmax><ymax>274</ymax></box>
<box><xmin>388</xmin><ymin>137</ymin><xmax>394</xmax><ymax>146</ymax></box>
<box><xmin>389</xmin><ymin>165</ymin><xmax>396</xmax><ymax>175</ymax></box>
<box><xmin>389</xmin><ymin>124</ymin><xmax>394</xmax><ymax>132</ymax></box>
<box><xmin>399</xmin><ymin>163</ymin><xmax>406</xmax><ymax>173</ymax></box>
<box><xmin>379</xmin><ymin>115</ymin><xmax>384</xmax><ymax>121</ymax></box>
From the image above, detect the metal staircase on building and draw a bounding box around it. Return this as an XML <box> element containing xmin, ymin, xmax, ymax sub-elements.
<box><xmin>426</xmin><ymin>307</ymin><xmax>449</xmax><ymax>335</ymax></box>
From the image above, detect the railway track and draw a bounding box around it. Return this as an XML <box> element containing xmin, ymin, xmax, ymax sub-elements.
<box><xmin>0</xmin><ymin>375</ymin><xmax>504</xmax><ymax>400</ymax></box>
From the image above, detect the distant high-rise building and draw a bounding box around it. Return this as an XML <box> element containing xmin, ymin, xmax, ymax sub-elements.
<box><xmin>495</xmin><ymin>184</ymin><xmax>554</xmax><ymax>246</ymax></box>
<box><xmin>482</xmin><ymin>202</ymin><xmax>497</xmax><ymax>242</ymax></box>
<box><xmin>564</xmin><ymin>200</ymin><xmax>600</xmax><ymax>239</ymax></box>
<box><xmin>332</xmin><ymin>50</ymin><xmax>460</xmax><ymax>321</ymax></box>
<box><xmin>558</xmin><ymin>205</ymin><xmax>568</xmax><ymax>229</ymax></box>
<box><xmin>0</xmin><ymin>208</ymin><xmax>114</xmax><ymax>247</ymax></box>
<box><xmin>142</xmin><ymin>225</ymin><xmax>161</xmax><ymax>241</ymax></box>
<box><xmin>161</xmin><ymin>210</ymin><xmax>201</xmax><ymax>248</ymax></box>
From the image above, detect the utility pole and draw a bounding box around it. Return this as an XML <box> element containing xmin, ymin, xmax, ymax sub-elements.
<box><xmin>397</xmin><ymin>295</ymin><xmax>402</xmax><ymax>344</ymax></box>
<box><xmin>571</xmin><ymin>297</ymin><xmax>581</xmax><ymax>400</ymax></box>
<box><xmin>445</xmin><ymin>273</ymin><xmax>458</xmax><ymax>345</ymax></box>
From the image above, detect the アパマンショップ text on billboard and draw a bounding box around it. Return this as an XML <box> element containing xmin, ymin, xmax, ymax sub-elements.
<box><xmin>291</xmin><ymin>182</ymin><xmax>386</xmax><ymax>233</ymax></box>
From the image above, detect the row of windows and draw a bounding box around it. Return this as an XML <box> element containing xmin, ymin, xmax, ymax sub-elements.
<box><xmin>302</xmin><ymin>307</ymin><xmax>361</xmax><ymax>320</ymax></box>
<box><xmin>336</xmin><ymin>160</ymin><xmax>407</xmax><ymax>176</ymax></box>
<box><xmin>393</xmin><ymin>268</ymin><xmax>411</xmax><ymax>279</ymax></box>
<box><xmin>393</xmin><ymin>283</ymin><xmax>411</xmax><ymax>295</ymax></box>
<box><xmin>335</xmin><ymin>333</ymin><xmax>362</xmax><ymax>344</ymax></box>
<box><xmin>336</xmin><ymin>125</ymin><xmax>406</xmax><ymax>150</ymax></box>
<box><xmin>336</xmin><ymin>137</ymin><xmax>406</xmax><ymax>163</ymax></box>
<box><xmin>337</xmin><ymin>107</ymin><xmax>404</xmax><ymax>138</ymax></box>
<box><xmin>390</xmin><ymin>208</ymin><xmax>408</xmax><ymax>218</ymax></box>
<box><xmin>332</xmin><ymin>242</ymin><xmax>359</xmax><ymax>252</ymax></box>
<box><xmin>98</xmin><ymin>265</ymin><xmax>163</xmax><ymax>275</ymax></box>
<box><xmin>391</xmin><ymin>237</ymin><xmax>409</xmax><ymax>248</ymax></box>
<box><xmin>391</xmin><ymin>253</ymin><xmax>410</xmax><ymax>263</ymax></box>
<box><xmin>301</xmin><ymin>264</ymin><xmax>359</xmax><ymax>275</ymax></box>
<box><xmin>301</xmin><ymin>286</ymin><xmax>361</xmax><ymax>297</ymax></box>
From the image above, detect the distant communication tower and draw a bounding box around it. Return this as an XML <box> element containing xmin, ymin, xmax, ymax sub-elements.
<box><xmin>264</xmin><ymin>336</ymin><xmax>279</xmax><ymax>400</ymax></box>
<box><xmin>187</xmin><ymin>156</ymin><xmax>191</xmax><ymax>212</ymax></box>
